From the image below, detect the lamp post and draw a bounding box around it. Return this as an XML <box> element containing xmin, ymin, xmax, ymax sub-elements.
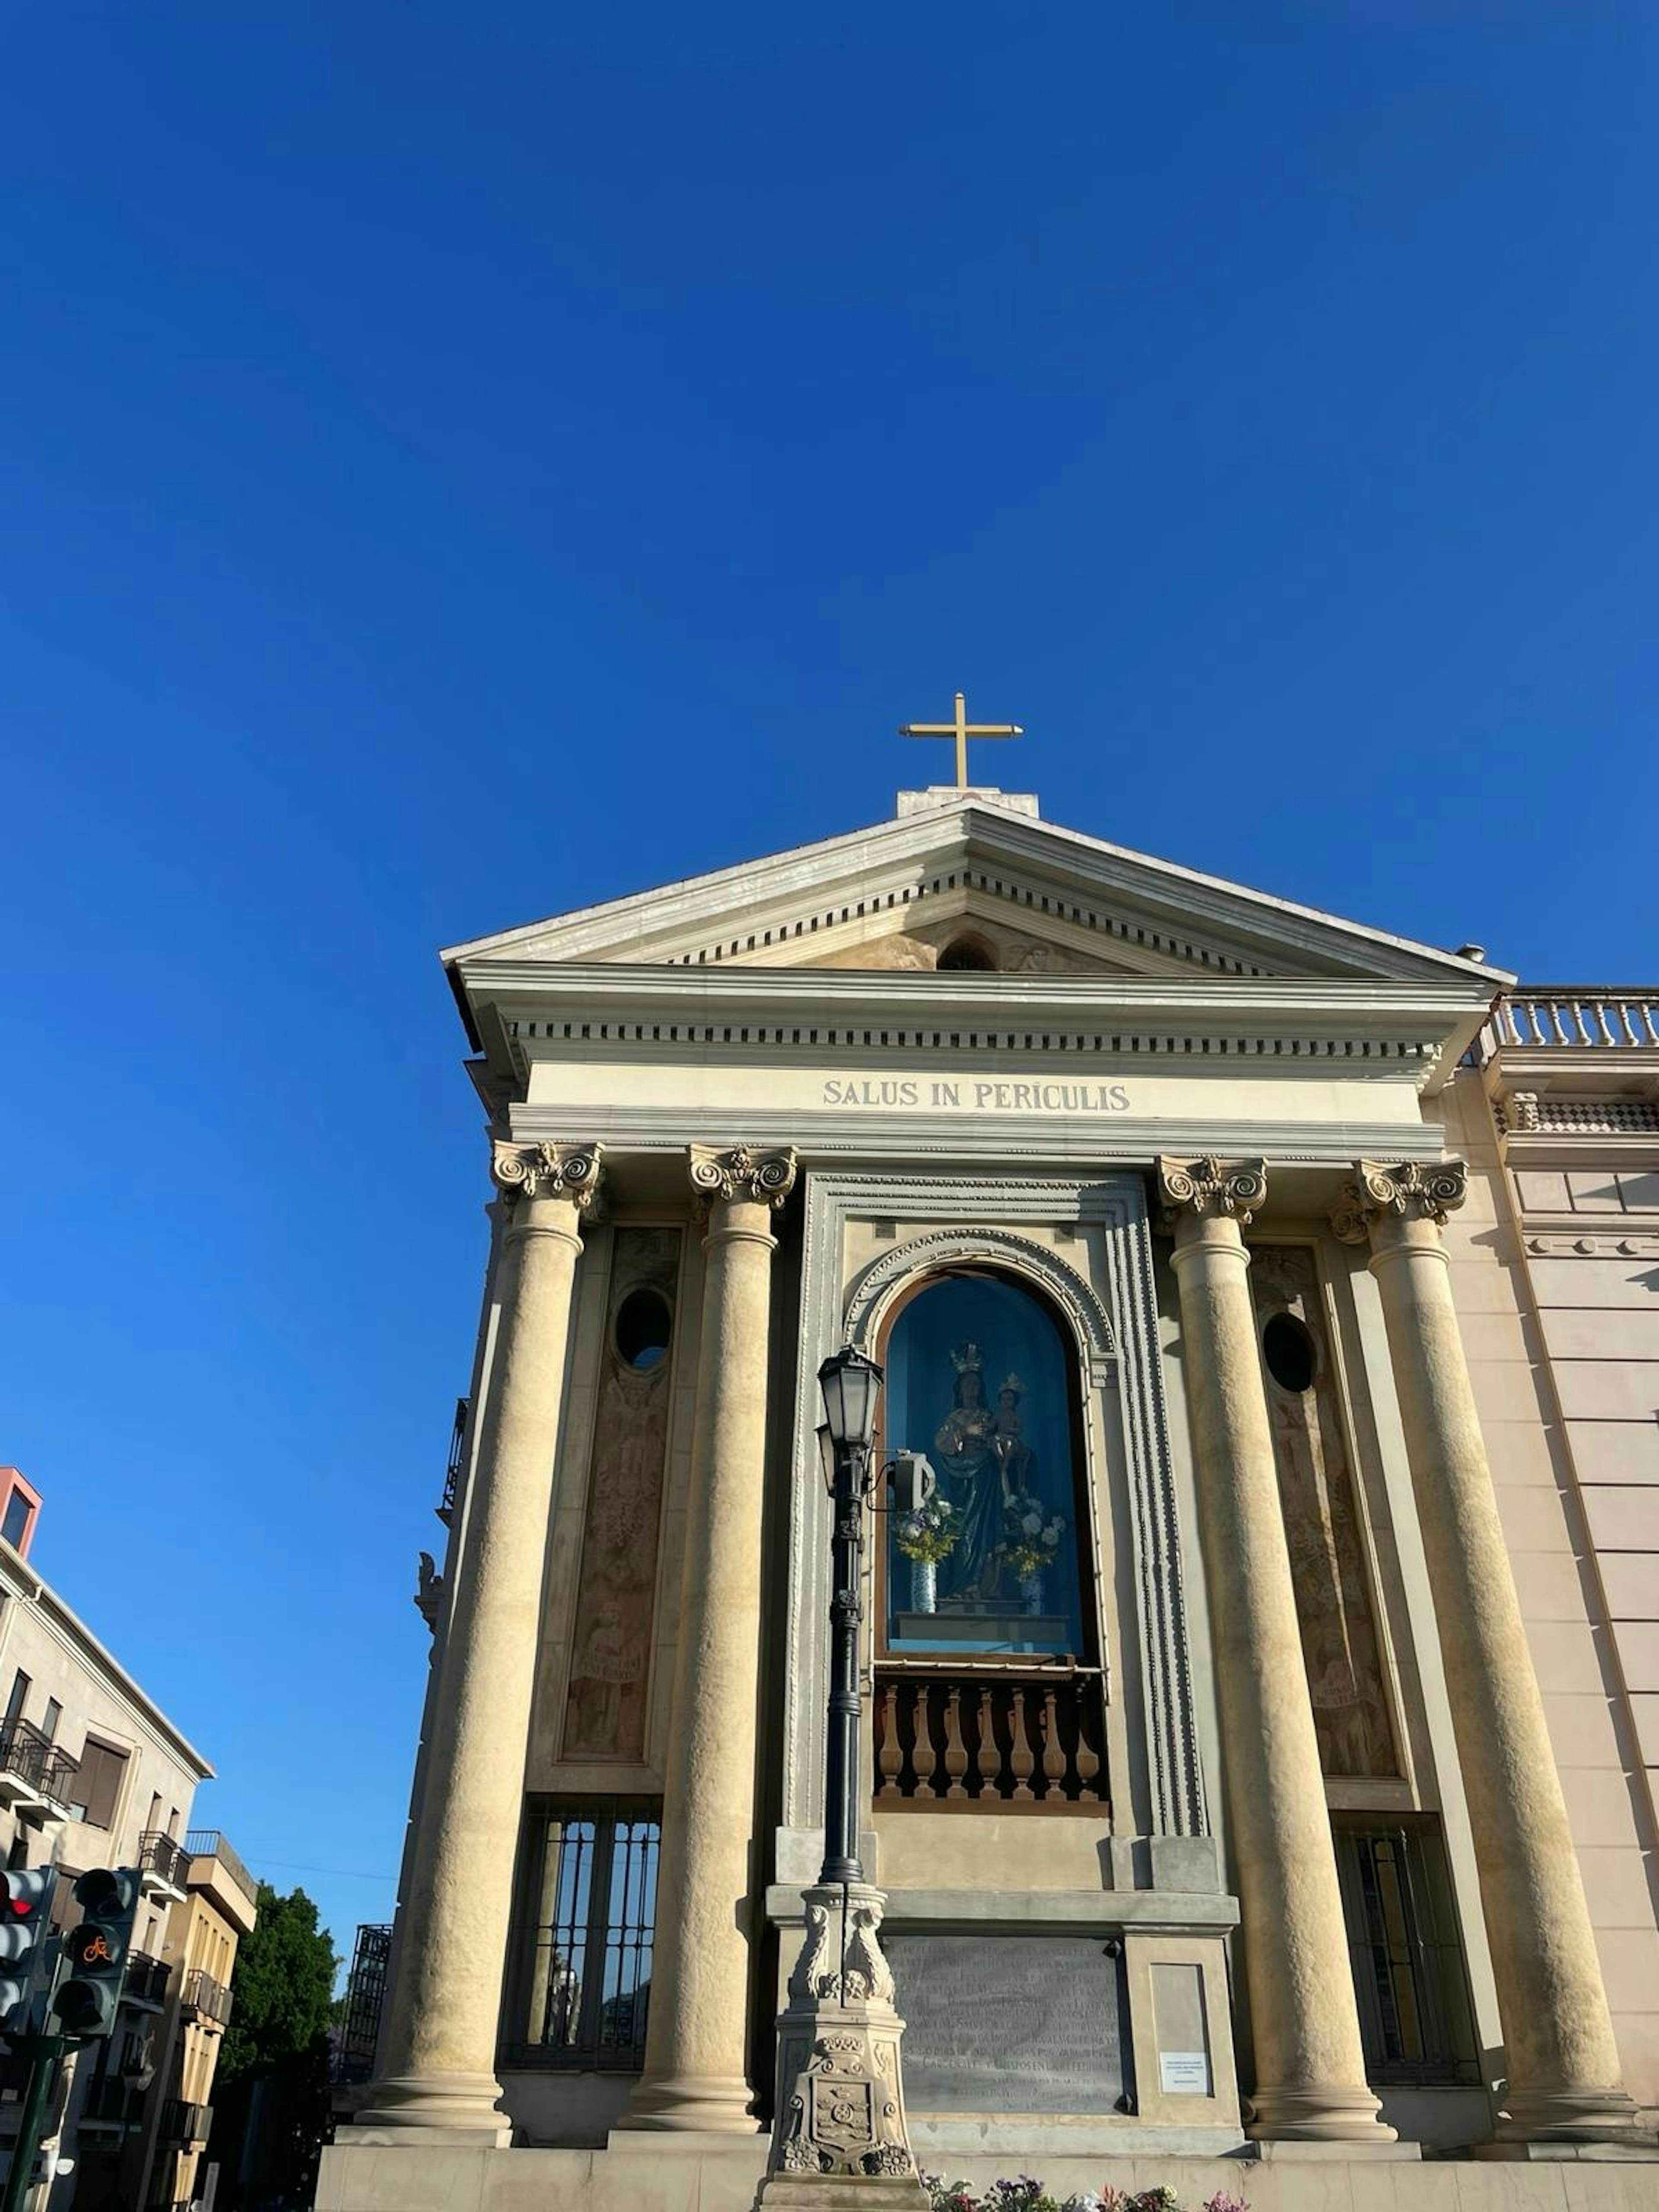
<box><xmin>759</xmin><ymin>1346</ymin><xmax>925</xmax><ymax>2203</ymax></box>
<box><xmin>814</xmin><ymin>1344</ymin><xmax>883</xmax><ymax>1886</ymax></box>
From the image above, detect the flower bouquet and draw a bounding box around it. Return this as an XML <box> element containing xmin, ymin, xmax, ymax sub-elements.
<box><xmin>1002</xmin><ymin>1493</ymin><xmax>1066</xmax><ymax>1611</ymax></box>
<box><xmin>894</xmin><ymin>1494</ymin><xmax>958</xmax><ymax>1613</ymax></box>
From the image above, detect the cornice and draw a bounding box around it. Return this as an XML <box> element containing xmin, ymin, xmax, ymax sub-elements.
<box><xmin>463</xmin><ymin>958</ymin><xmax>1490</xmax><ymax>1030</ymax></box>
<box><xmin>461</xmin><ymin>963</ymin><xmax>1491</xmax><ymax>1096</ymax></box>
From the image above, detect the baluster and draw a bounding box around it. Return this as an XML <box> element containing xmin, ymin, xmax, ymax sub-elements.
<box><xmin>974</xmin><ymin>1686</ymin><xmax>1003</xmax><ymax>1800</ymax></box>
<box><xmin>877</xmin><ymin>1683</ymin><xmax>903</xmax><ymax>1799</ymax></box>
<box><xmin>1040</xmin><ymin>1686</ymin><xmax>1067</xmax><ymax>1800</ymax></box>
<box><xmin>911</xmin><ymin>1682</ymin><xmax>938</xmax><ymax>1798</ymax></box>
<box><xmin>943</xmin><ymin>1685</ymin><xmax>969</xmax><ymax>1799</ymax></box>
<box><xmin>1596</xmin><ymin>998</ymin><xmax>1618</xmax><ymax>1045</ymax></box>
<box><xmin>1644</xmin><ymin>1002</ymin><xmax>1659</xmax><ymax>1046</ymax></box>
<box><xmin>1073</xmin><ymin>1685</ymin><xmax>1102</xmax><ymax>1802</ymax></box>
<box><xmin>1009</xmin><ymin>1688</ymin><xmax>1036</xmax><ymax>1801</ymax></box>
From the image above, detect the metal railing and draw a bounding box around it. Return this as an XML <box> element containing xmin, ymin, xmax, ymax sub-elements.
<box><xmin>183</xmin><ymin>1828</ymin><xmax>255</xmax><ymax>1900</ymax></box>
<box><xmin>140</xmin><ymin>1829</ymin><xmax>190</xmax><ymax>1890</ymax></box>
<box><xmin>872</xmin><ymin>1663</ymin><xmax>1108</xmax><ymax>1810</ymax></box>
<box><xmin>331</xmin><ymin>1923</ymin><xmax>392</xmax><ymax>2086</ymax></box>
<box><xmin>81</xmin><ymin>2075</ymin><xmax>145</xmax><ymax>2126</ymax></box>
<box><xmin>438</xmin><ymin>1396</ymin><xmax>469</xmax><ymax>1524</ymax></box>
<box><xmin>0</xmin><ymin>1719</ymin><xmax>79</xmax><ymax>1805</ymax></box>
<box><xmin>121</xmin><ymin>1950</ymin><xmax>172</xmax><ymax>2006</ymax></box>
<box><xmin>180</xmin><ymin>1964</ymin><xmax>235</xmax><ymax>2025</ymax></box>
<box><xmin>1484</xmin><ymin>988</ymin><xmax>1659</xmax><ymax>1053</ymax></box>
<box><xmin>157</xmin><ymin>2097</ymin><xmax>213</xmax><ymax>2145</ymax></box>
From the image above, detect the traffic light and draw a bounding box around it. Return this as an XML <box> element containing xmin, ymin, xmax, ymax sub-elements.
<box><xmin>0</xmin><ymin>1869</ymin><xmax>56</xmax><ymax>2031</ymax></box>
<box><xmin>50</xmin><ymin>1868</ymin><xmax>139</xmax><ymax>2039</ymax></box>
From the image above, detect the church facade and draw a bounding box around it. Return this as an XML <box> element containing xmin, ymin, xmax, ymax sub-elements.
<box><xmin>322</xmin><ymin>782</ymin><xmax>1659</xmax><ymax>2211</ymax></box>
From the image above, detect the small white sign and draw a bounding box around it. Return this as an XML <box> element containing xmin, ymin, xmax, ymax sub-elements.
<box><xmin>1158</xmin><ymin>2050</ymin><xmax>1210</xmax><ymax>2096</ymax></box>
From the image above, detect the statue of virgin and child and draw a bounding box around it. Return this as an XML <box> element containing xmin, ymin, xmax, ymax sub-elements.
<box><xmin>931</xmin><ymin>1341</ymin><xmax>1038</xmax><ymax>1606</ymax></box>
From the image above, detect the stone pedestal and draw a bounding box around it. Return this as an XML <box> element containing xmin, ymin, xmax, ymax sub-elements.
<box><xmin>1335</xmin><ymin>1160</ymin><xmax>1640</xmax><ymax>2145</ymax></box>
<box><xmin>758</xmin><ymin>1882</ymin><xmax>928</xmax><ymax>2209</ymax></box>
<box><xmin>627</xmin><ymin>1145</ymin><xmax>798</xmax><ymax>2133</ymax></box>
<box><xmin>359</xmin><ymin>1141</ymin><xmax>602</xmax><ymax>2143</ymax></box>
<box><xmin>1158</xmin><ymin>1156</ymin><xmax>1392</xmax><ymax>2147</ymax></box>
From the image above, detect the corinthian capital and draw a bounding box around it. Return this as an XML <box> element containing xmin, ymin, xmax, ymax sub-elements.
<box><xmin>1330</xmin><ymin>1157</ymin><xmax>1468</xmax><ymax>1244</ymax></box>
<box><xmin>687</xmin><ymin>1143</ymin><xmax>798</xmax><ymax>1212</ymax></box>
<box><xmin>490</xmin><ymin>1139</ymin><xmax>605</xmax><ymax>1209</ymax></box>
<box><xmin>1156</xmin><ymin>1154</ymin><xmax>1268</xmax><ymax>1227</ymax></box>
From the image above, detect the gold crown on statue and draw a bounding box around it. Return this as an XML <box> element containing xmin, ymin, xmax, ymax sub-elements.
<box><xmin>949</xmin><ymin>1342</ymin><xmax>984</xmax><ymax>1375</ymax></box>
<box><xmin>1000</xmin><ymin>1373</ymin><xmax>1026</xmax><ymax>1397</ymax></box>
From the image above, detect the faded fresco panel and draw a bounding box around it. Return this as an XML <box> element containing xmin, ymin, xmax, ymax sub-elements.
<box><xmin>1252</xmin><ymin>1244</ymin><xmax>1397</xmax><ymax>1778</ymax></box>
<box><xmin>561</xmin><ymin>1227</ymin><xmax>682</xmax><ymax>1762</ymax></box>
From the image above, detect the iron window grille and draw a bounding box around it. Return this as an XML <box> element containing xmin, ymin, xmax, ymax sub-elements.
<box><xmin>1333</xmin><ymin>1819</ymin><xmax>1480</xmax><ymax>2086</ymax></box>
<box><xmin>504</xmin><ymin>1799</ymin><xmax>660</xmax><ymax>2072</ymax></box>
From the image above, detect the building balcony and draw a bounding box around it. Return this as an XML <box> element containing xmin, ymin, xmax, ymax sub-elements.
<box><xmin>119</xmin><ymin>1949</ymin><xmax>172</xmax><ymax>2010</ymax></box>
<box><xmin>330</xmin><ymin>1922</ymin><xmax>392</xmax><ymax>2089</ymax></box>
<box><xmin>0</xmin><ymin>1721</ymin><xmax>78</xmax><ymax>1822</ymax></box>
<box><xmin>183</xmin><ymin>1827</ymin><xmax>259</xmax><ymax>1934</ymax></box>
<box><xmin>78</xmin><ymin>2075</ymin><xmax>146</xmax><ymax>2130</ymax></box>
<box><xmin>139</xmin><ymin>1828</ymin><xmax>190</xmax><ymax>1901</ymax></box>
<box><xmin>1477</xmin><ymin>986</ymin><xmax>1659</xmax><ymax>1158</ymax></box>
<box><xmin>179</xmin><ymin>1965</ymin><xmax>234</xmax><ymax>2027</ymax></box>
<box><xmin>156</xmin><ymin>2097</ymin><xmax>213</xmax><ymax>2148</ymax></box>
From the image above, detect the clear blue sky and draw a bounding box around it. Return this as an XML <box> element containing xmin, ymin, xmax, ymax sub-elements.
<box><xmin>3</xmin><ymin>5</ymin><xmax>1656</xmax><ymax>1959</ymax></box>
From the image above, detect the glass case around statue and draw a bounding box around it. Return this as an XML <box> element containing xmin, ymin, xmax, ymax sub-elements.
<box><xmin>880</xmin><ymin>1271</ymin><xmax>1086</xmax><ymax>1660</ymax></box>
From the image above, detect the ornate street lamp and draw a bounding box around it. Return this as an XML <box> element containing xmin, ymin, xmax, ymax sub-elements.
<box><xmin>758</xmin><ymin>1345</ymin><xmax>925</xmax><ymax>2205</ymax></box>
<box><xmin>814</xmin><ymin>1346</ymin><xmax>882</xmax><ymax>1886</ymax></box>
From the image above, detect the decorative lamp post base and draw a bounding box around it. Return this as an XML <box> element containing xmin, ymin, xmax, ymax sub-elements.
<box><xmin>759</xmin><ymin>2183</ymin><xmax>932</xmax><ymax>2208</ymax></box>
<box><xmin>758</xmin><ymin>1882</ymin><xmax>928</xmax><ymax>2209</ymax></box>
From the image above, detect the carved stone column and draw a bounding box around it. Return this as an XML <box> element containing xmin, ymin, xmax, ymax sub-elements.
<box><xmin>1334</xmin><ymin>1161</ymin><xmax>1638</xmax><ymax>2142</ymax></box>
<box><xmin>628</xmin><ymin>1144</ymin><xmax>798</xmax><ymax>2133</ymax></box>
<box><xmin>360</xmin><ymin>1141</ymin><xmax>603</xmax><ymax>2141</ymax></box>
<box><xmin>1159</xmin><ymin>1156</ymin><xmax>1391</xmax><ymax>2144</ymax></box>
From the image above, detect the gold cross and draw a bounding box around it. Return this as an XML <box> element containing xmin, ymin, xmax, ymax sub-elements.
<box><xmin>899</xmin><ymin>690</ymin><xmax>1023</xmax><ymax>790</ymax></box>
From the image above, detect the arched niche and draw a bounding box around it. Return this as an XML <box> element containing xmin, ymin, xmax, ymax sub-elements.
<box><xmin>844</xmin><ymin>1228</ymin><xmax>1117</xmax><ymax>1387</ymax></box>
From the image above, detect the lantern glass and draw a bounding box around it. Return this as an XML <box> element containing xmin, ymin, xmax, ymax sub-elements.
<box><xmin>816</xmin><ymin>1423</ymin><xmax>836</xmax><ymax>1496</ymax></box>
<box><xmin>817</xmin><ymin>1346</ymin><xmax>883</xmax><ymax>1450</ymax></box>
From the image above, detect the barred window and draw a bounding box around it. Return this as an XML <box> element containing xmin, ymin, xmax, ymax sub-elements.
<box><xmin>506</xmin><ymin>1800</ymin><xmax>659</xmax><ymax>2070</ymax></box>
<box><xmin>1333</xmin><ymin>1819</ymin><xmax>1479</xmax><ymax>2085</ymax></box>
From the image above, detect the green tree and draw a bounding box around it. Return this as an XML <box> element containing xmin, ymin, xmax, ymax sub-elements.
<box><xmin>211</xmin><ymin>1885</ymin><xmax>340</xmax><ymax>2209</ymax></box>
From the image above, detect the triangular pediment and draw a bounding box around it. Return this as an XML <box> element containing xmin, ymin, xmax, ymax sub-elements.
<box><xmin>443</xmin><ymin>791</ymin><xmax>1509</xmax><ymax>992</ymax></box>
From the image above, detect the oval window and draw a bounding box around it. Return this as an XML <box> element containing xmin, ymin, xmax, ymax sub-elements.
<box><xmin>615</xmin><ymin>1287</ymin><xmax>673</xmax><ymax>1372</ymax></box>
<box><xmin>1262</xmin><ymin>1311</ymin><xmax>1316</xmax><ymax>1394</ymax></box>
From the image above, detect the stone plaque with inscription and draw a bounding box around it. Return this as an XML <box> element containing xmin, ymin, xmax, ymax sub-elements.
<box><xmin>884</xmin><ymin>1935</ymin><xmax>1132</xmax><ymax>2114</ymax></box>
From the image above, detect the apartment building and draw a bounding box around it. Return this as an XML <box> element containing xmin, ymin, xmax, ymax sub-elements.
<box><xmin>0</xmin><ymin>1477</ymin><xmax>256</xmax><ymax>2210</ymax></box>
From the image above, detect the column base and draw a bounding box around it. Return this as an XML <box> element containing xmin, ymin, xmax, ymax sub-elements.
<box><xmin>351</xmin><ymin>2069</ymin><xmax>512</xmax><ymax>2145</ymax></box>
<box><xmin>1246</xmin><ymin>2084</ymin><xmax>1397</xmax><ymax>2145</ymax></box>
<box><xmin>620</xmin><ymin>2073</ymin><xmax>759</xmax><ymax>2133</ymax></box>
<box><xmin>1494</xmin><ymin>2086</ymin><xmax>1647</xmax><ymax>2144</ymax></box>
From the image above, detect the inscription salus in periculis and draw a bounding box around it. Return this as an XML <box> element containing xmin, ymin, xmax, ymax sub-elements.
<box><xmin>821</xmin><ymin>1078</ymin><xmax>1131</xmax><ymax>1113</ymax></box>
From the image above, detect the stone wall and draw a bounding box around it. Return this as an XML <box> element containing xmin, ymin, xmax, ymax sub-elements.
<box><xmin>1438</xmin><ymin>1072</ymin><xmax>1659</xmax><ymax>2109</ymax></box>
